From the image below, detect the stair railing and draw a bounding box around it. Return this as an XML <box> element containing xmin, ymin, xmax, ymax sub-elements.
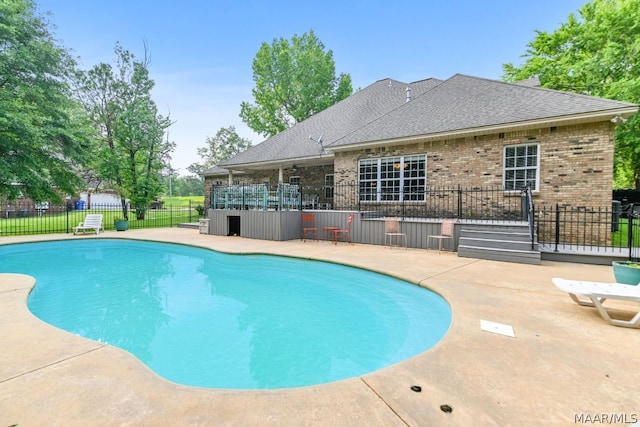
<box><xmin>521</xmin><ymin>181</ymin><xmax>535</xmax><ymax>250</ymax></box>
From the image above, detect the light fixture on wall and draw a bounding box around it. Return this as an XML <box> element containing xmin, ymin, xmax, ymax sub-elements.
<box><xmin>611</xmin><ymin>114</ymin><xmax>627</xmax><ymax>124</ymax></box>
<box><xmin>291</xmin><ymin>164</ymin><xmax>298</xmax><ymax>172</ymax></box>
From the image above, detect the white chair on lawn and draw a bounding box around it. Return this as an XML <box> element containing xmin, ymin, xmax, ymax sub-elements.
<box><xmin>73</xmin><ymin>214</ymin><xmax>104</xmax><ymax>235</ymax></box>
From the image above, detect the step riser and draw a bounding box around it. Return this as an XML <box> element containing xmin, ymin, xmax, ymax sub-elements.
<box><xmin>460</xmin><ymin>230</ymin><xmax>532</xmax><ymax>242</ymax></box>
<box><xmin>458</xmin><ymin>246</ymin><xmax>541</xmax><ymax>265</ymax></box>
<box><xmin>459</xmin><ymin>238</ymin><xmax>535</xmax><ymax>251</ymax></box>
<box><xmin>460</xmin><ymin>225</ymin><xmax>531</xmax><ymax>233</ymax></box>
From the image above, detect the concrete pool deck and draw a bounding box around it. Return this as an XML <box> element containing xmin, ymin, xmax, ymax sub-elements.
<box><xmin>0</xmin><ymin>228</ymin><xmax>638</xmax><ymax>426</ymax></box>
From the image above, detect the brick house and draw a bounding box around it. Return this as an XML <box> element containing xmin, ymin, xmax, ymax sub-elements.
<box><xmin>203</xmin><ymin>74</ymin><xmax>638</xmax><ymax>212</ymax></box>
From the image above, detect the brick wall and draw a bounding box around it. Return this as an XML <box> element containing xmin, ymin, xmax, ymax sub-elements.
<box><xmin>333</xmin><ymin>121</ymin><xmax>615</xmax><ymax>209</ymax></box>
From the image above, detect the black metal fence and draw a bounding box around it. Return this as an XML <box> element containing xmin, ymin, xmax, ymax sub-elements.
<box><xmin>0</xmin><ymin>201</ymin><xmax>204</xmax><ymax>236</ymax></box>
<box><xmin>536</xmin><ymin>204</ymin><xmax>640</xmax><ymax>258</ymax></box>
<box><xmin>6</xmin><ymin>190</ymin><xmax>638</xmax><ymax>259</ymax></box>
<box><xmin>211</xmin><ymin>183</ymin><xmax>530</xmax><ymax>221</ymax></box>
<box><xmin>208</xmin><ymin>182</ymin><xmax>640</xmax><ymax>256</ymax></box>
<box><xmin>351</xmin><ymin>185</ymin><xmax>528</xmax><ymax>221</ymax></box>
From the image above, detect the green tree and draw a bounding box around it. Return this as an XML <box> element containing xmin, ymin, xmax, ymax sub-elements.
<box><xmin>167</xmin><ymin>176</ymin><xmax>204</xmax><ymax>196</ymax></box>
<box><xmin>187</xmin><ymin>126</ymin><xmax>252</xmax><ymax>175</ymax></box>
<box><xmin>502</xmin><ymin>0</ymin><xmax>640</xmax><ymax>188</ymax></box>
<box><xmin>0</xmin><ymin>0</ymin><xmax>91</xmax><ymax>202</ymax></box>
<box><xmin>240</xmin><ymin>29</ymin><xmax>353</xmax><ymax>137</ymax></box>
<box><xmin>77</xmin><ymin>43</ymin><xmax>174</xmax><ymax>219</ymax></box>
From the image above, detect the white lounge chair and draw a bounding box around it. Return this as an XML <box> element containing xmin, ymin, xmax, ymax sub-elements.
<box><xmin>552</xmin><ymin>278</ymin><xmax>640</xmax><ymax>328</ymax></box>
<box><xmin>73</xmin><ymin>214</ymin><xmax>104</xmax><ymax>235</ymax></box>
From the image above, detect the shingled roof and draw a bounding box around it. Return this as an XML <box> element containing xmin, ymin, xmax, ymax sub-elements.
<box><xmin>330</xmin><ymin>74</ymin><xmax>638</xmax><ymax>149</ymax></box>
<box><xmin>218</xmin><ymin>77</ymin><xmax>442</xmax><ymax>169</ymax></box>
<box><xmin>212</xmin><ymin>73</ymin><xmax>637</xmax><ymax>173</ymax></box>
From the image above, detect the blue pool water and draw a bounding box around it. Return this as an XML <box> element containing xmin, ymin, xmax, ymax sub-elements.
<box><xmin>3</xmin><ymin>240</ymin><xmax>451</xmax><ymax>389</ymax></box>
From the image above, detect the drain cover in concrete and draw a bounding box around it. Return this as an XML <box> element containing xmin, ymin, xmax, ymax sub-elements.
<box><xmin>480</xmin><ymin>320</ymin><xmax>515</xmax><ymax>337</ymax></box>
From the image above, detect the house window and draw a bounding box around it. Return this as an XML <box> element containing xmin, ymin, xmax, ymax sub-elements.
<box><xmin>359</xmin><ymin>159</ymin><xmax>379</xmax><ymax>201</ymax></box>
<box><xmin>503</xmin><ymin>143</ymin><xmax>539</xmax><ymax>191</ymax></box>
<box><xmin>403</xmin><ymin>155</ymin><xmax>427</xmax><ymax>200</ymax></box>
<box><xmin>289</xmin><ymin>176</ymin><xmax>300</xmax><ymax>186</ymax></box>
<box><xmin>358</xmin><ymin>155</ymin><xmax>426</xmax><ymax>202</ymax></box>
<box><xmin>324</xmin><ymin>174</ymin><xmax>334</xmax><ymax>199</ymax></box>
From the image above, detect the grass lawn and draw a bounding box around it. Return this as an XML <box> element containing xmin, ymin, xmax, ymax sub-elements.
<box><xmin>610</xmin><ymin>218</ymin><xmax>640</xmax><ymax>248</ymax></box>
<box><xmin>159</xmin><ymin>196</ymin><xmax>204</xmax><ymax>207</ymax></box>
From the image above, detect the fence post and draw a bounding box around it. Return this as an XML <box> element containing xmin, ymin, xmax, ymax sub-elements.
<box><xmin>66</xmin><ymin>200</ymin><xmax>70</xmax><ymax>233</ymax></box>
<box><xmin>554</xmin><ymin>203</ymin><xmax>560</xmax><ymax>253</ymax></box>
<box><xmin>530</xmin><ymin>204</ymin><xmax>536</xmax><ymax>251</ymax></box>
<box><xmin>457</xmin><ymin>184</ymin><xmax>462</xmax><ymax>218</ymax></box>
<box><xmin>628</xmin><ymin>214</ymin><xmax>634</xmax><ymax>260</ymax></box>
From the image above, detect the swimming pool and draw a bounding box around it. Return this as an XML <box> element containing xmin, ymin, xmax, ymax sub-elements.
<box><xmin>3</xmin><ymin>239</ymin><xmax>451</xmax><ymax>389</ymax></box>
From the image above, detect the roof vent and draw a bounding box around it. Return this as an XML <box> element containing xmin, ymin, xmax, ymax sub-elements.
<box><xmin>406</xmin><ymin>86</ymin><xmax>412</xmax><ymax>102</ymax></box>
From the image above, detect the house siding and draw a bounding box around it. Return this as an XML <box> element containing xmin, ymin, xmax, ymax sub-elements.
<box><xmin>333</xmin><ymin>122</ymin><xmax>614</xmax><ymax>209</ymax></box>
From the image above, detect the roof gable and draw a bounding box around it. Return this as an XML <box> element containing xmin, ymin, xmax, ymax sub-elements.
<box><xmin>331</xmin><ymin>74</ymin><xmax>637</xmax><ymax>148</ymax></box>
<box><xmin>220</xmin><ymin>77</ymin><xmax>442</xmax><ymax>167</ymax></box>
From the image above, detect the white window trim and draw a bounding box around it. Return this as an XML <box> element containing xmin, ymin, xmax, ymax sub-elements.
<box><xmin>324</xmin><ymin>174</ymin><xmax>334</xmax><ymax>199</ymax></box>
<box><xmin>503</xmin><ymin>143</ymin><xmax>540</xmax><ymax>192</ymax></box>
<box><xmin>358</xmin><ymin>155</ymin><xmax>427</xmax><ymax>202</ymax></box>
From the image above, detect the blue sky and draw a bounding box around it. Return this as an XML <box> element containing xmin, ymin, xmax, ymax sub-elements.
<box><xmin>37</xmin><ymin>0</ymin><xmax>587</xmax><ymax>175</ymax></box>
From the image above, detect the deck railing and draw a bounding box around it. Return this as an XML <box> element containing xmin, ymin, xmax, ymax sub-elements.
<box><xmin>211</xmin><ymin>183</ymin><xmax>301</xmax><ymax>211</ymax></box>
<box><xmin>210</xmin><ymin>183</ymin><xmax>529</xmax><ymax>221</ymax></box>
